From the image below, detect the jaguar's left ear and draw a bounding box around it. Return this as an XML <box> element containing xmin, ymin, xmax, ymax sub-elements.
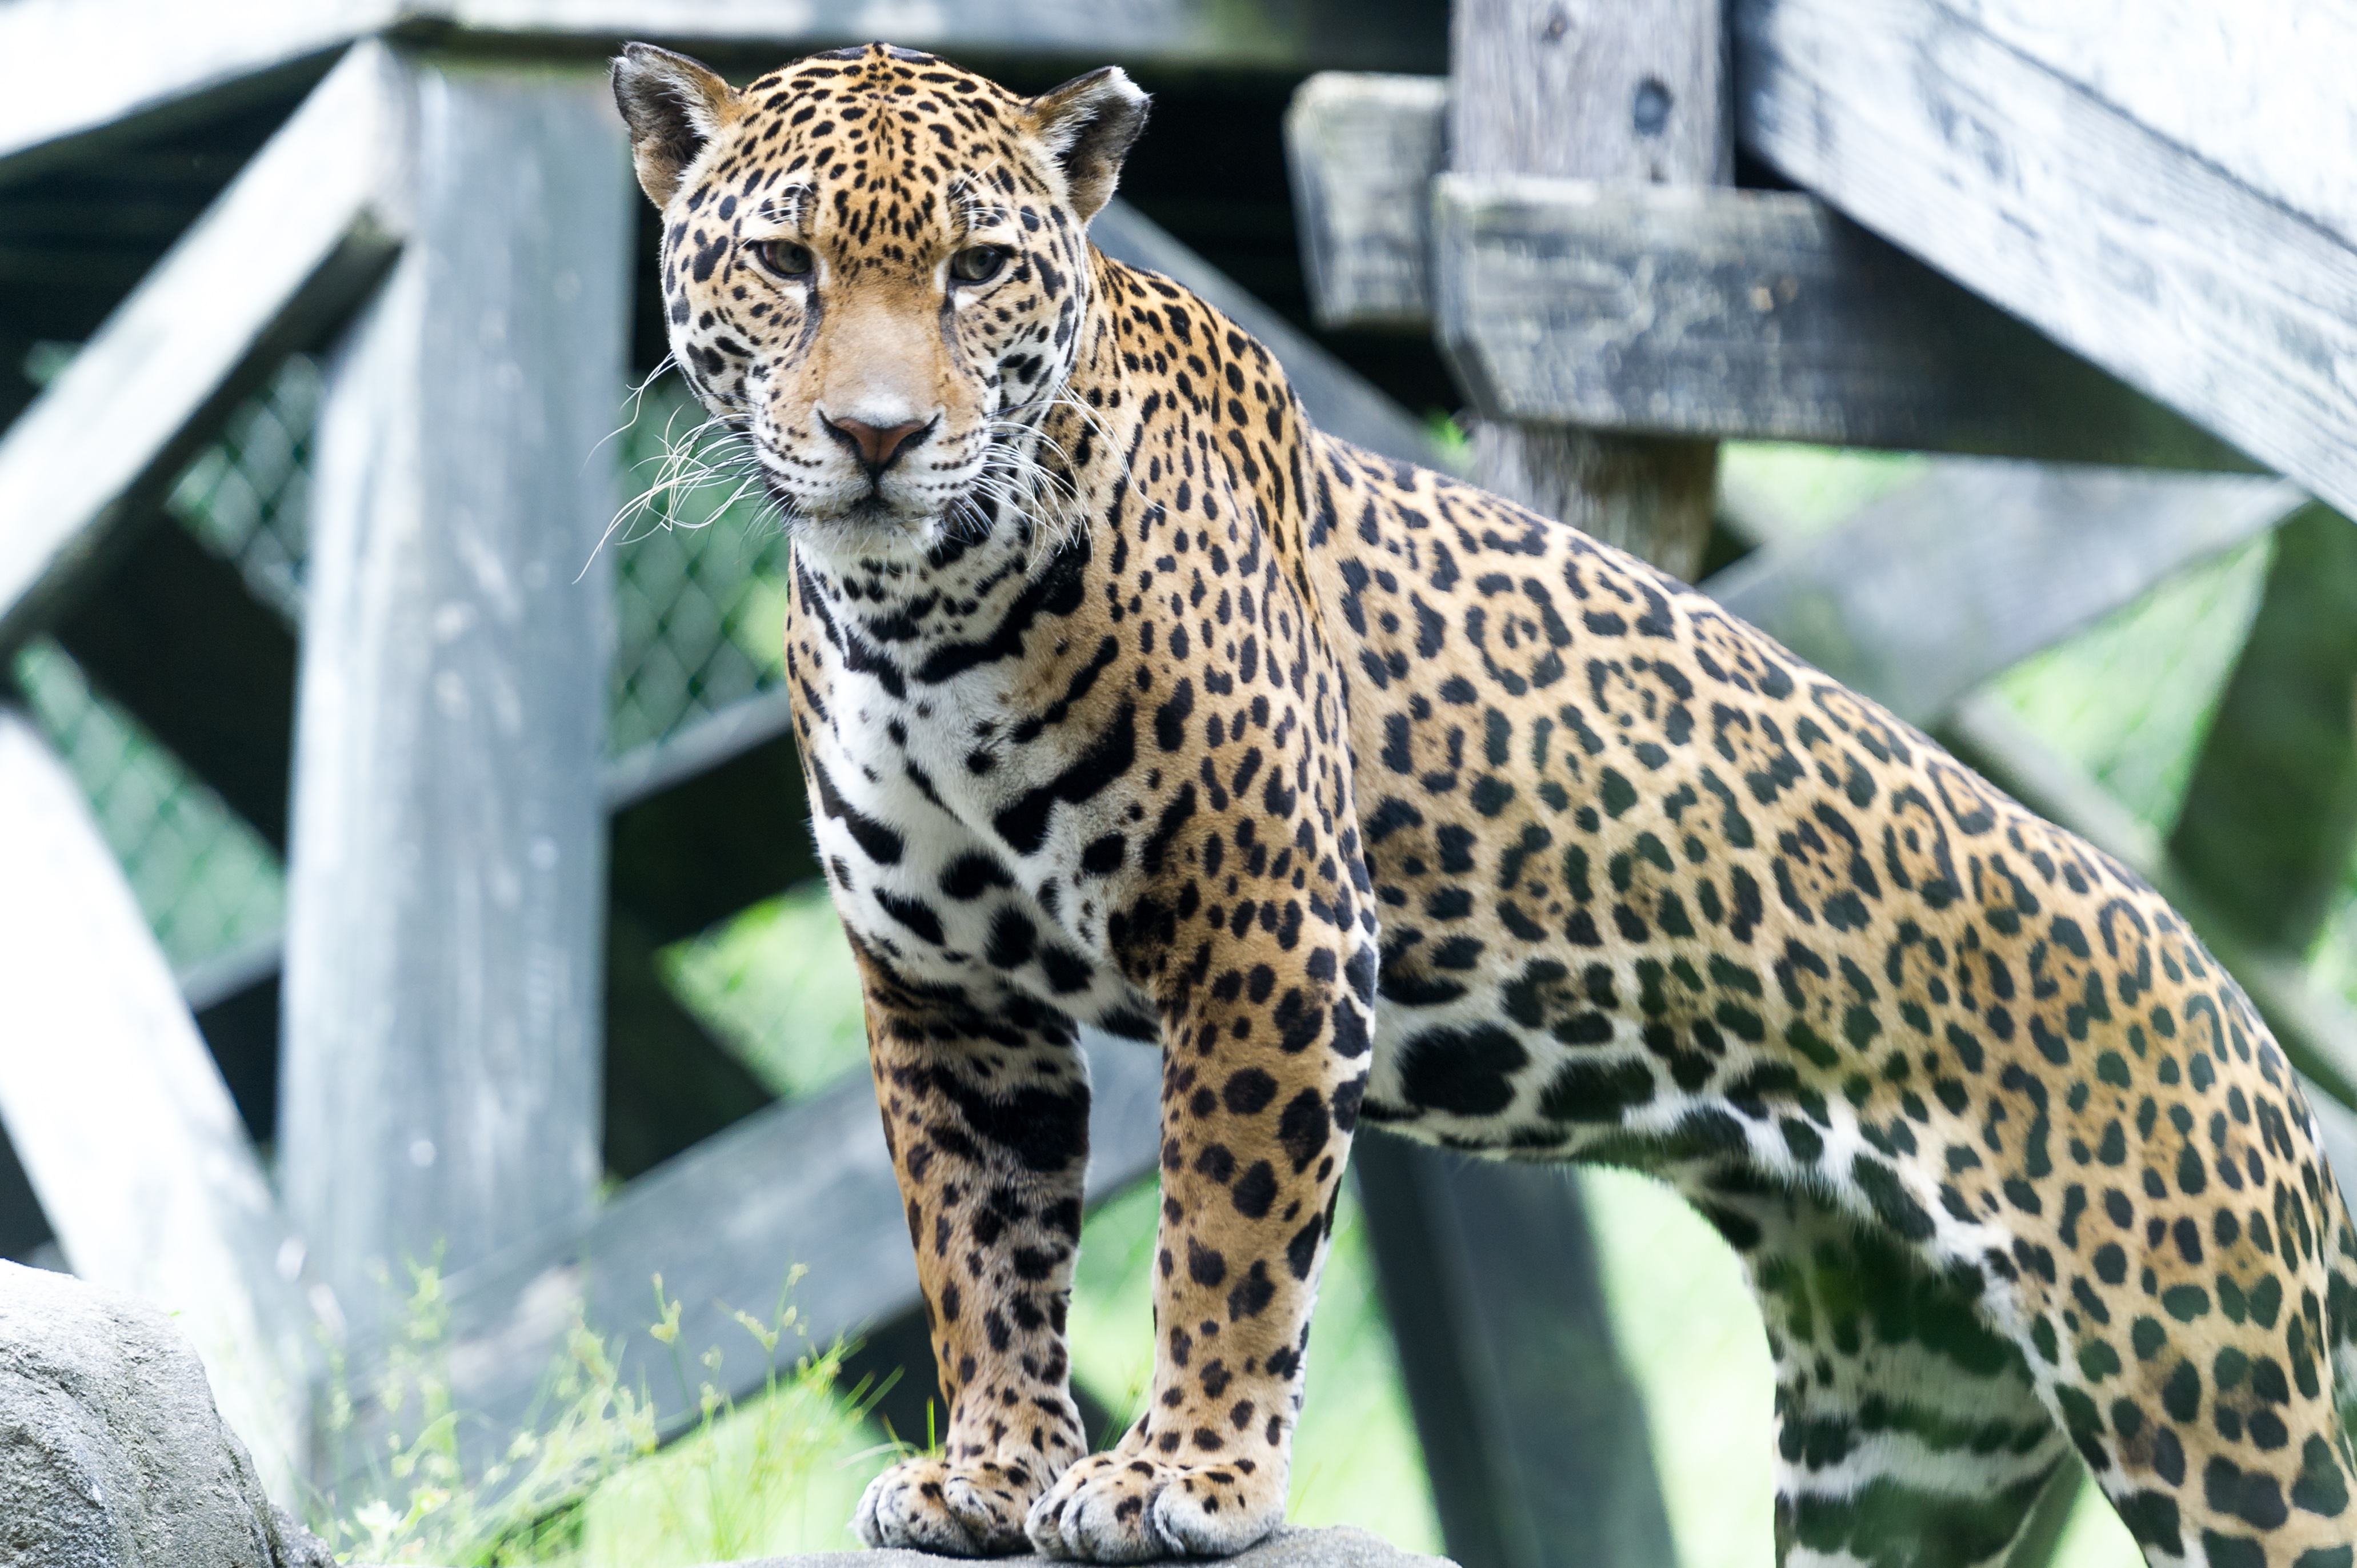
<box><xmin>1025</xmin><ymin>67</ymin><xmax>1150</xmax><ymax>222</ymax></box>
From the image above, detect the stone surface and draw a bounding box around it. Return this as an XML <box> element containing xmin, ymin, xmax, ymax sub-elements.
<box><xmin>729</xmin><ymin>1525</ymin><xmax>1457</xmax><ymax>1568</ymax></box>
<box><xmin>0</xmin><ymin>1260</ymin><xmax>331</xmax><ymax>1568</ymax></box>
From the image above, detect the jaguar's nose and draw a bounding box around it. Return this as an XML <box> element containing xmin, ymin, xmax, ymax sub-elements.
<box><xmin>823</xmin><ymin>412</ymin><xmax>933</xmax><ymax>475</ymax></box>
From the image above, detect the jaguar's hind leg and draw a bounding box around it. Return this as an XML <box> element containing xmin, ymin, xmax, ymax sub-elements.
<box><xmin>1702</xmin><ymin>1181</ymin><xmax>2072</xmax><ymax>1568</ymax></box>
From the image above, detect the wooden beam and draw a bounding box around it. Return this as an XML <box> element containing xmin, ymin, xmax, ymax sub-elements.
<box><xmin>1283</xmin><ymin>73</ymin><xmax>1449</xmax><ymax>334</ymax></box>
<box><xmin>0</xmin><ymin>41</ymin><xmax>407</xmax><ymax>655</ymax></box>
<box><xmin>279</xmin><ymin>54</ymin><xmax>627</xmax><ymax>1346</ymax></box>
<box><xmin>1732</xmin><ymin>0</ymin><xmax>2357</xmax><ymax>520</ymax></box>
<box><xmin>1436</xmin><ymin>175</ymin><xmax>2261</xmax><ymax>468</ymax></box>
<box><xmin>1091</xmin><ymin>198</ymin><xmax>1449</xmax><ymax>473</ymax></box>
<box><xmin>1704</xmin><ymin>465</ymin><xmax>2305</xmax><ymax>725</ymax></box>
<box><xmin>1282</xmin><ymin>73</ymin><xmax>2264</xmax><ymax>468</ymax></box>
<box><xmin>0</xmin><ymin>708</ymin><xmax>313</xmax><ymax>1501</ymax></box>
<box><xmin>2167</xmin><ymin>503</ymin><xmax>2357</xmax><ymax>952</ymax></box>
<box><xmin>0</xmin><ymin>0</ymin><xmax>1449</xmax><ymax>187</ymax></box>
<box><xmin>1942</xmin><ymin>0</ymin><xmax>2357</xmax><ymax>253</ymax></box>
<box><xmin>321</xmin><ymin>1028</ymin><xmax>1165</xmax><ymax>1495</ymax></box>
<box><xmin>1354</xmin><ymin>1133</ymin><xmax>1671</xmax><ymax>1568</ymax></box>
<box><xmin>0</xmin><ymin>0</ymin><xmax>385</xmax><ymax>185</ymax></box>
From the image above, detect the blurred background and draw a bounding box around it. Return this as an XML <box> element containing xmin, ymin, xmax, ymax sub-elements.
<box><xmin>3</xmin><ymin>2</ymin><xmax>2351</xmax><ymax>1566</ymax></box>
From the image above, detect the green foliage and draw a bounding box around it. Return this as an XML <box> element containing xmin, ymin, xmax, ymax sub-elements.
<box><xmin>313</xmin><ymin>1263</ymin><xmax>886</xmax><ymax>1567</ymax></box>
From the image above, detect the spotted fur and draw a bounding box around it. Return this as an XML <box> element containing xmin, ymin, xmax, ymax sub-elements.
<box><xmin>611</xmin><ymin>41</ymin><xmax>2357</xmax><ymax>1568</ymax></box>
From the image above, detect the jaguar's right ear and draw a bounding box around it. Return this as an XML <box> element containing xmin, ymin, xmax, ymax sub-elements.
<box><xmin>612</xmin><ymin>42</ymin><xmax>741</xmax><ymax>208</ymax></box>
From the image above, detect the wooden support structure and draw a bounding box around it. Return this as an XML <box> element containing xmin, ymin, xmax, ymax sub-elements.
<box><xmin>0</xmin><ymin>0</ymin><xmax>1449</xmax><ymax>187</ymax></box>
<box><xmin>1708</xmin><ymin>465</ymin><xmax>2304</xmax><ymax>725</ymax></box>
<box><xmin>1733</xmin><ymin>0</ymin><xmax>2357</xmax><ymax>520</ymax></box>
<box><xmin>0</xmin><ymin>708</ymin><xmax>313</xmax><ymax>1501</ymax></box>
<box><xmin>0</xmin><ymin>41</ymin><xmax>406</xmax><ymax>655</ymax></box>
<box><xmin>279</xmin><ymin>54</ymin><xmax>627</xmax><ymax>1342</ymax></box>
<box><xmin>1284</xmin><ymin>74</ymin><xmax>2260</xmax><ymax>470</ymax></box>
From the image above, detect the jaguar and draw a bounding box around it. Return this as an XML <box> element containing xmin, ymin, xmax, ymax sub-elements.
<box><xmin>611</xmin><ymin>39</ymin><xmax>2357</xmax><ymax>1568</ymax></box>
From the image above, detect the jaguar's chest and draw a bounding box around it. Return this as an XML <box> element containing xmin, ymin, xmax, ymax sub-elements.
<box><xmin>789</xmin><ymin>547</ymin><xmax>1159</xmax><ymax>1037</ymax></box>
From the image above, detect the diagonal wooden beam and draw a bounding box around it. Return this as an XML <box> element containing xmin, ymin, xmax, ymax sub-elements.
<box><xmin>0</xmin><ymin>40</ymin><xmax>408</xmax><ymax>655</ymax></box>
<box><xmin>0</xmin><ymin>0</ymin><xmax>1447</xmax><ymax>189</ymax></box>
<box><xmin>1708</xmin><ymin>464</ymin><xmax>2305</xmax><ymax>726</ymax></box>
<box><xmin>1732</xmin><ymin>0</ymin><xmax>2357</xmax><ymax>519</ymax></box>
<box><xmin>0</xmin><ymin>707</ymin><xmax>314</xmax><ymax>1502</ymax></box>
<box><xmin>1940</xmin><ymin>0</ymin><xmax>2357</xmax><ymax>252</ymax></box>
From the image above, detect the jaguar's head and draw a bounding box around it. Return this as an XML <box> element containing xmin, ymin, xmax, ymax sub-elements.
<box><xmin>613</xmin><ymin>41</ymin><xmax>1148</xmax><ymax>556</ymax></box>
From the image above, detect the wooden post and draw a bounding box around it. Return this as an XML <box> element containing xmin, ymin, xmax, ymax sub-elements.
<box><xmin>279</xmin><ymin>54</ymin><xmax>627</xmax><ymax>1346</ymax></box>
<box><xmin>1451</xmin><ymin>0</ymin><xmax>1725</xmax><ymax>581</ymax></box>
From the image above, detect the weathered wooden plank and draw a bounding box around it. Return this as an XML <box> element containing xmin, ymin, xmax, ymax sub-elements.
<box><xmin>1733</xmin><ymin>0</ymin><xmax>2357</xmax><ymax>521</ymax></box>
<box><xmin>1435</xmin><ymin>175</ymin><xmax>2263</xmax><ymax>468</ymax></box>
<box><xmin>1090</xmin><ymin>198</ymin><xmax>1448</xmax><ymax>472</ymax></box>
<box><xmin>0</xmin><ymin>42</ymin><xmax>407</xmax><ymax>655</ymax></box>
<box><xmin>323</xmin><ymin>1029</ymin><xmax>1165</xmax><ymax>1493</ymax></box>
<box><xmin>436</xmin><ymin>0</ymin><xmax>1447</xmax><ymax>71</ymax></box>
<box><xmin>1943</xmin><ymin>0</ymin><xmax>2357</xmax><ymax>252</ymax></box>
<box><xmin>1354</xmin><ymin>1133</ymin><xmax>1670</xmax><ymax>1568</ymax></box>
<box><xmin>1703</xmin><ymin>464</ymin><xmax>2304</xmax><ymax>725</ymax></box>
<box><xmin>0</xmin><ymin>0</ymin><xmax>1447</xmax><ymax>185</ymax></box>
<box><xmin>279</xmin><ymin>56</ymin><xmax>628</xmax><ymax>1348</ymax></box>
<box><xmin>1282</xmin><ymin>74</ymin><xmax>2269</xmax><ymax>468</ymax></box>
<box><xmin>0</xmin><ymin>708</ymin><xmax>313</xmax><ymax>1501</ymax></box>
<box><xmin>1283</xmin><ymin>73</ymin><xmax>1448</xmax><ymax>332</ymax></box>
<box><xmin>2167</xmin><ymin>503</ymin><xmax>2357</xmax><ymax>952</ymax></box>
<box><xmin>0</xmin><ymin>0</ymin><xmax>387</xmax><ymax>184</ymax></box>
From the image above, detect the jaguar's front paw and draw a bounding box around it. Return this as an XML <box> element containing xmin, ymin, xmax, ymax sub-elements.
<box><xmin>1025</xmin><ymin>1450</ymin><xmax>1285</xmax><ymax>1562</ymax></box>
<box><xmin>855</xmin><ymin>1455</ymin><xmax>1048</xmax><ymax>1556</ymax></box>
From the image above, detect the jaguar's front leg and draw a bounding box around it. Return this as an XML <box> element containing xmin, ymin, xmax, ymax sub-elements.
<box><xmin>1029</xmin><ymin>924</ymin><xmax>1376</xmax><ymax>1561</ymax></box>
<box><xmin>852</xmin><ymin>966</ymin><xmax>1094</xmax><ymax>1555</ymax></box>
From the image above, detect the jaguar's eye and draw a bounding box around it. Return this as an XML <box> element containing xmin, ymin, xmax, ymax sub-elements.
<box><xmin>754</xmin><ymin>239</ymin><xmax>813</xmax><ymax>279</ymax></box>
<box><xmin>950</xmin><ymin>245</ymin><xmax>1009</xmax><ymax>284</ymax></box>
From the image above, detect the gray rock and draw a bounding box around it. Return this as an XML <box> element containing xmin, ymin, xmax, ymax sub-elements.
<box><xmin>731</xmin><ymin>1524</ymin><xmax>1458</xmax><ymax>1568</ymax></box>
<box><xmin>0</xmin><ymin>1259</ymin><xmax>331</xmax><ymax>1568</ymax></box>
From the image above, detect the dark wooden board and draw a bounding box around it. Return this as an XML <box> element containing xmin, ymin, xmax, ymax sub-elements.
<box><xmin>277</xmin><ymin>58</ymin><xmax>627</xmax><ymax>1340</ymax></box>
